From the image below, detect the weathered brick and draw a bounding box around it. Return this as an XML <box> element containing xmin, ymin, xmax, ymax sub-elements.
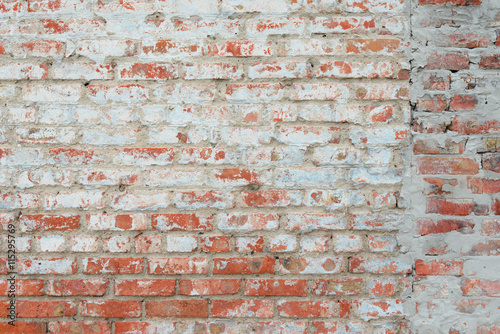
<box><xmin>180</xmin><ymin>279</ymin><xmax>240</xmax><ymax>295</ymax></box>
<box><xmin>280</xmin><ymin>257</ymin><xmax>344</xmax><ymax>274</ymax></box>
<box><xmin>48</xmin><ymin>322</ymin><xmax>111</xmax><ymax>334</ymax></box>
<box><xmin>118</xmin><ymin>63</ymin><xmax>178</xmax><ymax>80</ymax></box>
<box><xmin>0</xmin><ymin>301</ymin><xmax>76</xmax><ymax>318</ymax></box>
<box><xmin>426</xmin><ymin>198</ymin><xmax>475</xmax><ymax>215</ymax></box>
<box><xmin>0</xmin><ymin>279</ymin><xmax>43</xmax><ymax>296</ymax></box>
<box><xmin>417</xmin><ymin>218</ymin><xmax>475</xmax><ymax>235</ymax></box>
<box><xmin>312</xmin><ymin>278</ymin><xmax>364</xmax><ymax>296</ymax></box>
<box><xmin>146</xmin><ymin>300</ymin><xmax>208</xmax><ymax>318</ymax></box>
<box><xmin>47</xmin><ymin>279</ymin><xmax>108</xmax><ymax>296</ymax></box>
<box><xmin>426</xmin><ymin>52</ymin><xmax>469</xmax><ymax>70</ymax></box>
<box><xmin>350</xmin><ymin>256</ymin><xmax>411</xmax><ymax>274</ymax></box>
<box><xmin>81</xmin><ymin>300</ymin><xmax>141</xmax><ymax>318</ymax></box>
<box><xmin>418</xmin><ymin>157</ymin><xmax>479</xmax><ymax>174</ymax></box>
<box><xmin>244</xmin><ymin>279</ymin><xmax>307</xmax><ymax>296</ymax></box>
<box><xmin>19</xmin><ymin>214</ymin><xmax>79</xmax><ymax>232</ymax></box>
<box><xmin>415</xmin><ymin>259</ymin><xmax>463</xmax><ymax>276</ymax></box>
<box><xmin>83</xmin><ymin>257</ymin><xmax>143</xmax><ymax>274</ymax></box>
<box><xmin>211</xmin><ymin>300</ymin><xmax>273</xmax><ymax>318</ymax></box>
<box><xmin>277</xmin><ymin>301</ymin><xmax>342</xmax><ymax>318</ymax></box>
<box><xmin>148</xmin><ymin>257</ymin><xmax>208</xmax><ymax>275</ymax></box>
<box><xmin>18</xmin><ymin>258</ymin><xmax>77</xmax><ymax>275</ymax></box>
<box><xmin>208</xmin><ymin>41</ymin><xmax>272</xmax><ymax>57</ymax></box>
<box><xmin>214</xmin><ymin>257</ymin><xmax>275</xmax><ymax>275</ymax></box>
<box><xmin>200</xmin><ymin>236</ymin><xmax>231</xmax><ymax>253</ymax></box>
<box><xmin>115</xmin><ymin>279</ymin><xmax>175</xmax><ymax>296</ymax></box>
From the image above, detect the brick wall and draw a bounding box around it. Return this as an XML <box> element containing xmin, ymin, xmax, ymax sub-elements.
<box><xmin>0</xmin><ymin>0</ymin><xmax>497</xmax><ymax>333</ymax></box>
<box><xmin>410</xmin><ymin>0</ymin><xmax>500</xmax><ymax>332</ymax></box>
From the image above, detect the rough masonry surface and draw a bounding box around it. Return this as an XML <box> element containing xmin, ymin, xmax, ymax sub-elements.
<box><xmin>0</xmin><ymin>0</ymin><xmax>497</xmax><ymax>333</ymax></box>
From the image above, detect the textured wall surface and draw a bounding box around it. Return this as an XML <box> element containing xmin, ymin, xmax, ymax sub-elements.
<box><xmin>409</xmin><ymin>0</ymin><xmax>500</xmax><ymax>332</ymax></box>
<box><xmin>0</xmin><ymin>0</ymin><xmax>497</xmax><ymax>333</ymax></box>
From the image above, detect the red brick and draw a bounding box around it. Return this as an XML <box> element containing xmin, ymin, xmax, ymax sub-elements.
<box><xmin>426</xmin><ymin>52</ymin><xmax>469</xmax><ymax>70</ymax></box>
<box><xmin>468</xmin><ymin>178</ymin><xmax>500</xmax><ymax>194</ymax></box>
<box><xmin>449</xmin><ymin>95</ymin><xmax>478</xmax><ymax>111</ymax></box>
<box><xmin>80</xmin><ymin>300</ymin><xmax>141</xmax><ymax>318</ymax></box>
<box><xmin>244</xmin><ymin>279</ymin><xmax>308</xmax><ymax>296</ymax></box>
<box><xmin>479</xmin><ymin>54</ymin><xmax>500</xmax><ymax>69</ymax></box>
<box><xmin>0</xmin><ymin>301</ymin><xmax>76</xmax><ymax>318</ymax></box>
<box><xmin>179</xmin><ymin>147</ymin><xmax>232</xmax><ymax>164</ymax></box>
<box><xmin>438</xmin><ymin>32</ymin><xmax>490</xmax><ymax>48</ymax></box>
<box><xmin>461</xmin><ymin>278</ymin><xmax>500</xmax><ymax>297</ymax></box>
<box><xmin>312</xmin><ymin>278</ymin><xmax>364</xmax><ymax>296</ymax></box>
<box><xmin>213</xmin><ymin>257</ymin><xmax>275</xmax><ymax>275</ymax></box>
<box><xmin>118</xmin><ymin>63</ymin><xmax>178</xmax><ymax>80</ymax></box>
<box><xmin>152</xmin><ymin>213</ymin><xmax>213</xmax><ymax>231</ymax></box>
<box><xmin>311</xmin><ymin>17</ymin><xmax>375</xmax><ymax>33</ymax></box>
<box><xmin>49</xmin><ymin>148</ymin><xmax>104</xmax><ymax>165</ymax></box>
<box><xmin>426</xmin><ymin>198</ymin><xmax>475</xmax><ymax>216</ymax></box>
<box><xmin>86</xmin><ymin>213</ymin><xmax>146</xmax><ymax>231</ymax></box>
<box><xmin>47</xmin><ymin>279</ymin><xmax>108</xmax><ymax>296</ymax></box>
<box><xmin>352</xmin><ymin>300</ymin><xmax>404</xmax><ymax>320</ymax></box>
<box><xmin>420</xmin><ymin>72</ymin><xmax>450</xmax><ymax>90</ymax></box>
<box><xmin>242</xmin><ymin>190</ymin><xmax>302</xmax><ymax>207</ymax></box>
<box><xmin>83</xmin><ymin>257</ymin><xmax>143</xmax><ymax>274</ymax></box>
<box><xmin>465</xmin><ymin>240</ymin><xmax>500</xmax><ymax>256</ymax></box>
<box><xmin>280</xmin><ymin>257</ymin><xmax>344</xmax><ymax>274</ymax></box>
<box><xmin>418</xmin><ymin>157</ymin><xmax>479</xmax><ymax>174</ymax></box>
<box><xmin>0</xmin><ymin>322</ymin><xmax>46</xmax><ymax>333</ymax></box>
<box><xmin>0</xmin><ymin>279</ymin><xmax>43</xmax><ymax>296</ymax></box>
<box><xmin>19</xmin><ymin>214</ymin><xmax>79</xmax><ymax>232</ymax></box>
<box><xmin>148</xmin><ymin>257</ymin><xmax>208</xmax><ymax>275</ymax></box>
<box><xmin>482</xmin><ymin>219</ymin><xmax>500</xmax><ymax>236</ymax></box>
<box><xmin>277</xmin><ymin>301</ymin><xmax>342</xmax><ymax>318</ymax></box>
<box><xmin>219</xmin><ymin>213</ymin><xmax>279</xmax><ymax>232</ymax></box>
<box><xmin>424</xmin><ymin>178</ymin><xmax>458</xmax><ymax>195</ymax></box>
<box><xmin>79</xmin><ymin>169</ymin><xmax>139</xmax><ymax>186</ymax></box>
<box><xmin>48</xmin><ymin>322</ymin><xmax>111</xmax><ymax>334</ymax></box>
<box><xmin>483</xmin><ymin>154</ymin><xmax>500</xmax><ymax>173</ymax></box>
<box><xmin>415</xmin><ymin>259</ymin><xmax>463</xmax><ymax>276</ymax></box>
<box><xmin>179</xmin><ymin>279</ymin><xmax>240</xmax><ymax>295</ymax></box>
<box><xmin>200</xmin><ymin>236</ymin><xmax>231</xmax><ymax>253</ymax></box>
<box><xmin>114</xmin><ymin>279</ymin><xmax>175</xmax><ymax>296</ymax></box>
<box><xmin>417</xmin><ymin>218</ymin><xmax>474</xmax><ymax>235</ymax></box>
<box><xmin>141</xmin><ymin>40</ymin><xmax>202</xmax><ymax>57</ymax></box>
<box><xmin>211</xmin><ymin>300</ymin><xmax>273</xmax><ymax>318</ymax></box>
<box><xmin>208</xmin><ymin>41</ymin><xmax>272</xmax><ymax>57</ymax></box>
<box><xmin>211</xmin><ymin>168</ymin><xmax>271</xmax><ymax>186</ymax></box>
<box><xmin>146</xmin><ymin>300</ymin><xmax>208</xmax><ymax>318</ymax></box>
<box><xmin>345</xmin><ymin>39</ymin><xmax>401</xmax><ymax>55</ymax></box>
<box><xmin>414</xmin><ymin>139</ymin><xmax>465</xmax><ymax>155</ymax></box>
<box><xmin>0</xmin><ymin>0</ymin><xmax>21</xmax><ymax>13</ymax></box>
